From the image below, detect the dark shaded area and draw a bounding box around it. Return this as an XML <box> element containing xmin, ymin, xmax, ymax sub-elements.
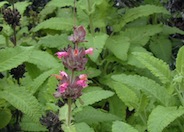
<box><xmin>9</xmin><ymin>64</ymin><xmax>26</xmax><ymax>85</ymax></box>
<box><xmin>40</xmin><ymin>111</ymin><xmax>63</xmax><ymax>132</ymax></box>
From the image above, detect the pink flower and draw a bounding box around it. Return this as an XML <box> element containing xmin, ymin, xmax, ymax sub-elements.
<box><xmin>76</xmin><ymin>80</ymin><xmax>88</xmax><ymax>88</ymax></box>
<box><xmin>56</xmin><ymin>51</ymin><xmax>68</xmax><ymax>59</ymax></box>
<box><xmin>60</xmin><ymin>71</ymin><xmax>68</xmax><ymax>78</ymax></box>
<box><xmin>77</xmin><ymin>74</ymin><xmax>88</xmax><ymax>88</ymax></box>
<box><xmin>58</xmin><ymin>83</ymin><xmax>68</xmax><ymax>93</ymax></box>
<box><xmin>79</xmin><ymin>74</ymin><xmax>87</xmax><ymax>80</ymax></box>
<box><xmin>85</xmin><ymin>48</ymin><xmax>93</xmax><ymax>55</ymax></box>
<box><xmin>68</xmin><ymin>26</ymin><xmax>87</xmax><ymax>43</ymax></box>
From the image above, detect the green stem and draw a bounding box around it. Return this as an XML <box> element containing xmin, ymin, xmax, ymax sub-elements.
<box><xmin>139</xmin><ymin>113</ymin><xmax>147</xmax><ymax>125</ymax></box>
<box><xmin>67</xmin><ymin>98</ymin><xmax>72</xmax><ymax>126</ymax></box>
<box><xmin>175</xmin><ymin>85</ymin><xmax>184</xmax><ymax>106</ymax></box>
<box><xmin>87</xmin><ymin>0</ymin><xmax>94</xmax><ymax>36</ymax></box>
<box><xmin>73</xmin><ymin>0</ymin><xmax>77</xmax><ymax>26</ymax></box>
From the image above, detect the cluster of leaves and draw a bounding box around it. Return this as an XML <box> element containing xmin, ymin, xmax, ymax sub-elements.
<box><xmin>0</xmin><ymin>0</ymin><xmax>184</xmax><ymax>131</ymax></box>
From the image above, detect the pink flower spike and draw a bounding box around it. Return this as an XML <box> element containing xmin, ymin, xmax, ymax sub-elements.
<box><xmin>56</xmin><ymin>51</ymin><xmax>68</xmax><ymax>59</ymax></box>
<box><xmin>85</xmin><ymin>48</ymin><xmax>93</xmax><ymax>55</ymax></box>
<box><xmin>60</xmin><ymin>71</ymin><xmax>68</xmax><ymax>78</ymax></box>
<box><xmin>59</xmin><ymin>83</ymin><xmax>68</xmax><ymax>93</ymax></box>
<box><xmin>76</xmin><ymin>80</ymin><xmax>88</xmax><ymax>88</ymax></box>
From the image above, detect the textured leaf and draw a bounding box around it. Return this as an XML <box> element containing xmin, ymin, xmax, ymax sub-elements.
<box><xmin>85</xmin><ymin>33</ymin><xmax>108</xmax><ymax>62</ymax></box>
<box><xmin>75</xmin><ymin>122</ymin><xmax>94</xmax><ymax>132</ymax></box>
<box><xmin>33</xmin><ymin>17</ymin><xmax>73</xmax><ymax>32</ymax></box>
<box><xmin>127</xmin><ymin>46</ymin><xmax>148</xmax><ymax>68</ymax></box>
<box><xmin>38</xmin><ymin>34</ymin><xmax>70</xmax><ymax>49</ymax></box>
<box><xmin>106</xmin><ymin>80</ymin><xmax>139</xmax><ymax>109</ymax></box>
<box><xmin>109</xmin><ymin>96</ymin><xmax>126</xmax><ymax>120</ymax></box>
<box><xmin>133</xmin><ymin>52</ymin><xmax>171</xmax><ymax>84</ymax></box>
<box><xmin>75</xmin><ymin>106</ymin><xmax>120</xmax><ymax>124</ymax></box>
<box><xmin>112</xmin><ymin>121</ymin><xmax>138</xmax><ymax>132</ymax></box>
<box><xmin>77</xmin><ymin>0</ymin><xmax>104</xmax><ymax>14</ymax></box>
<box><xmin>39</xmin><ymin>6</ymin><xmax>57</xmax><ymax>20</ymax></box>
<box><xmin>27</xmin><ymin>50</ymin><xmax>61</xmax><ymax>70</ymax></box>
<box><xmin>149</xmin><ymin>36</ymin><xmax>172</xmax><ymax>63</ymax></box>
<box><xmin>148</xmin><ymin>106</ymin><xmax>184</xmax><ymax>132</ymax></box>
<box><xmin>0</xmin><ymin>87</ymin><xmax>43</xmax><ymax>123</ymax></box>
<box><xmin>76</xmin><ymin>89</ymin><xmax>114</xmax><ymax>107</ymax></box>
<box><xmin>0</xmin><ymin>46</ymin><xmax>33</xmax><ymax>72</ymax></box>
<box><xmin>46</xmin><ymin>0</ymin><xmax>73</xmax><ymax>7</ymax></box>
<box><xmin>82</xmin><ymin>67</ymin><xmax>101</xmax><ymax>78</ymax></box>
<box><xmin>120</xmin><ymin>5</ymin><xmax>169</xmax><ymax>28</ymax></box>
<box><xmin>14</xmin><ymin>1</ymin><xmax>31</xmax><ymax>15</ymax></box>
<box><xmin>20</xmin><ymin>115</ymin><xmax>47</xmax><ymax>131</ymax></box>
<box><xmin>0</xmin><ymin>108</ymin><xmax>12</xmax><ymax>129</ymax></box>
<box><xmin>112</xmin><ymin>74</ymin><xmax>171</xmax><ymax>106</ymax></box>
<box><xmin>176</xmin><ymin>46</ymin><xmax>184</xmax><ymax>74</ymax></box>
<box><xmin>0</xmin><ymin>1</ymin><xmax>8</xmax><ymax>8</ymax></box>
<box><xmin>121</xmin><ymin>25</ymin><xmax>163</xmax><ymax>46</ymax></box>
<box><xmin>162</xmin><ymin>25</ymin><xmax>184</xmax><ymax>35</ymax></box>
<box><xmin>27</xmin><ymin>67</ymin><xmax>60</xmax><ymax>94</ymax></box>
<box><xmin>106</xmin><ymin>36</ymin><xmax>130</xmax><ymax>61</ymax></box>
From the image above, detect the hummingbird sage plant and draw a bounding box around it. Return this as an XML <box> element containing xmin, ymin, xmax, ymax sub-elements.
<box><xmin>53</xmin><ymin>25</ymin><xmax>93</xmax><ymax>126</ymax></box>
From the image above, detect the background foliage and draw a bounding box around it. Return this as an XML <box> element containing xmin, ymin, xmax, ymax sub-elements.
<box><xmin>0</xmin><ymin>0</ymin><xmax>184</xmax><ymax>131</ymax></box>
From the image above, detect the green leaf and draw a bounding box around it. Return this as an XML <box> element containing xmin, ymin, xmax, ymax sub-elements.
<box><xmin>106</xmin><ymin>80</ymin><xmax>139</xmax><ymax>109</ymax></box>
<box><xmin>77</xmin><ymin>0</ymin><xmax>104</xmax><ymax>14</ymax></box>
<box><xmin>46</xmin><ymin>0</ymin><xmax>74</xmax><ymax>7</ymax></box>
<box><xmin>0</xmin><ymin>1</ymin><xmax>8</xmax><ymax>8</ymax></box>
<box><xmin>133</xmin><ymin>52</ymin><xmax>171</xmax><ymax>84</ymax></box>
<box><xmin>27</xmin><ymin>67</ymin><xmax>60</xmax><ymax>94</ymax></box>
<box><xmin>0</xmin><ymin>87</ymin><xmax>43</xmax><ymax>123</ymax></box>
<box><xmin>176</xmin><ymin>46</ymin><xmax>184</xmax><ymax>74</ymax></box>
<box><xmin>76</xmin><ymin>89</ymin><xmax>114</xmax><ymax>107</ymax></box>
<box><xmin>112</xmin><ymin>121</ymin><xmax>138</xmax><ymax>132</ymax></box>
<box><xmin>0</xmin><ymin>35</ymin><xmax>6</xmax><ymax>48</ymax></box>
<box><xmin>120</xmin><ymin>5</ymin><xmax>170</xmax><ymax>28</ymax></box>
<box><xmin>82</xmin><ymin>67</ymin><xmax>101</xmax><ymax>78</ymax></box>
<box><xmin>106</xmin><ymin>36</ymin><xmax>130</xmax><ymax>61</ymax></box>
<box><xmin>0</xmin><ymin>46</ymin><xmax>33</xmax><ymax>72</ymax></box>
<box><xmin>75</xmin><ymin>122</ymin><xmax>94</xmax><ymax>132</ymax></box>
<box><xmin>0</xmin><ymin>108</ymin><xmax>12</xmax><ymax>129</ymax></box>
<box><xmin>85</xmin><ymin>33</ymin><xmax>108</xmax><ymax>62</ymax></box>
<box><xmin>33</xmin><ymin>17</ymin><xmax>73</xmax><ymax>32</ymax></box>
<box><xmin>121</xmin><ymin>25</ymin><xmax>163</xmax><ymax>46</ymax></box>
<box><xmin>75</xmin><ymin>106</ymin><xmax>120</xmax><ymax>124</ymax></box>
<box><xmin>149</xmin><ymin>36</ymin><xmax>172</xmax><ymax>63</ymax></box>
<box><xmin>38</xmin><ymin>34</ymin><xmax>70</xmax><ymax>49</ymax></box>
<box><xmin>14</xmin><ymin>1</ymin><xmax>31</xmax><ymax>15</ymax></box>
<box><xmin>39</xmin><ymin>6</ymin><xmax>57</xmax><ymax>20</ymax></box>
<box><xmin>112</xmin><ymin>74</ymin><xmax>171</xmax><ymax>106</ymax></box>
<box><xmin>20</xmin><ymin>115</ymin><xmax>47</xmax><ymax>131</ymax></box>
<box><xmin>148</xmin><ymin>106</ymin><xmax>184</xmax><ymax>132</ymax></box>
<box><xmin>162</xmin><ymin>25</ymin><xmax>184</xmax><ymax>35</ymax></box>
<box><xmin>27</xmin><ymin>50</ymin><xmax>61</xmax><ymax>70</ymax></box>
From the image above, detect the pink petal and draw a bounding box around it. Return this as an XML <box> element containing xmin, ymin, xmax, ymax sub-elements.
<box><xmin>76</xmin><ymin>80</ymin><xmax>88</xmax><ymax>88</ymax></box>
<box><xmin>60</xmin><ymin>71</ymin><xmax>68</xmax><ymax>78</ymax></box>
<box><xmin>56</xmin><ymin>52</ymin><xmax>68</xmax><ymax>59</ymax></box>
<box><xmin>79</xmin><ymin>74</ymin><xmax>87</xmax><ymax>80</ymax></box>
<box><xmin>85</xmin><ymin>48</ymin><xmax>93</xmax><ymax>55</ymax></box>
<box><xmin>59</xmin><ymin>83</ymin><xmax>68</xmax><ymax>93</ymax></box>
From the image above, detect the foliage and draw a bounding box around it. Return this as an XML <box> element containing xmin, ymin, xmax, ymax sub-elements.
<box><xmin>0</xmin><ymin>0</ymin><xmax>184</xmax><ymax>131</ymax></box>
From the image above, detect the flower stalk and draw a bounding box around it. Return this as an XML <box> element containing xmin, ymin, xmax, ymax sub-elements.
<box><xmin>53</xmin><ymin>2</ymin><xmax>93</xmax><ymax>126</ymax></box>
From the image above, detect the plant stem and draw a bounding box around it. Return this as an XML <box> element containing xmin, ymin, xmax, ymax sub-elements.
<box><xmin>12</xmin><ymin>25</ymin><xmax>17</xmax><ymax>46</ymax></box>
<box><xmin>73</xmin><ymin>0</ymin><xmax>77</xmax><ymax>26</ymax></box>
<box><xmin>67</xmin><ymin>98</ymin><xmax>72</xmax><ymax>126</ymax></box>
<box><xmin>11</xmin><ymin>0</ymin><xmax>17</xmax><ymax>46</ymax></box>
<box><xmin>87</xmin><ymin>0</ymin><xmax>94</xmax><ymax>36</ymax></box>
<box><xmin>175</xmin><ymin>85</ymin><xmax>184</xmax><ymax>106</ymax></box>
